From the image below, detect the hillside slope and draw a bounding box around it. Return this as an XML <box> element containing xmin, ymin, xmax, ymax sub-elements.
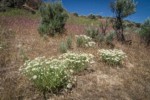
<box><xmin>0</xmin><ymin>9</ymin><xmax>150</xmax><ymax>100</ymax></box>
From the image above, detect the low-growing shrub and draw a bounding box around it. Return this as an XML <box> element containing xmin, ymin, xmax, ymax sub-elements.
<box><xmin>139</xmin><ymin>18</ymin><xmax>150</xmax><ymax>46</ymax></box>
<box><xmin>98</xmin><ymin>49</ymin><xmax>127</xmax><ymax>65</ymax></box>
<box><xmin>88</xmin><ymin>14</ymin><xmax>96</xmax><ymax>19</ymax></box>
<box><xmin>59</xmin><ymin>52</ymin><xmax>94</xmax><ymax>72</ymax></box>
<box><xmin>66</xmin><ymin>36</ymin><xmax>72</xmax><ymax>49</ymax></box>
<box><xmin>86</xmin><ymin>27</ymin><xmax>99</xmax><ymax>39</ymax></box>
<box><xmin>20</xmin><ymin>57</ymin><xmax>71</xmax><ymax>92</ymax></box>
<box><xmin>76</xmin><ymin>35</ymin><xmax>96</xmax><ymax>47</ymax></box>
<box><xmin>96</xmin><ymin>34</ymin><xmax>105</xmax><ymax>44</ymax></box>
<box><xmin>59</xmin><ymin>42</ymin><xmax>68</xmax><ymax>53</ymax></box>
<box><xmin>72</xmin><ymin>12</ymin><xmax>78</xmax><ymax>17</ymax></box>
<box><xmin>106</xmin><ymin>31</ymin><xmax>115</xmax><ymax>43</ymax></box>
<box><xmin>76</xmin><ymin>35</ymin><xmax>84</xmax><ymax>47</ymax></box>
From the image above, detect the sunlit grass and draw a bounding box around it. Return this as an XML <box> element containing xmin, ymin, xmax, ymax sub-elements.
<box><xmin>67</xmin><ymin>15</ymin><xmax>100</xmax><ymax>26</ymax></box>
<box><xmin>0</xmin><ymin>8</ymin><xmax>40</xmax><ymax>19</ymax></box>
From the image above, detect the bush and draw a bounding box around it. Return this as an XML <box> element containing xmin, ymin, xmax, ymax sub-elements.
<box><xmin>72</xmin><ymin>12</ymin><xmax>78</xmax><ymax>17</ymax></box>
<box><xmin>20</xmin><ymin>57</ymin><xmax>71</xmax><ymax>92</ymax></box>
<box><xmin>86</xmin><ymin>27</ymin><xmax>99</xmax><ymax>39</ymax></box>
<box><xmin>59</xmin><ymin>52</ymin><xmax>94</xmax><ymax>72</ymax></box>
<box><xmin>98</xmin><ymin>49</ymin><xmax>127</xmax><ymax>65</ymax></box>
<box><xmin>106</xmin><ymin>31</ymin><xmax>115</xmax><ymax>43</ymax></box>
<box><xmin>88</xmin><ymin>14</ymin><xmax>96</xmax><ymax>19</ymax></box>
<box><xmin>76</xmin><ymin>35</ymin><xmax>96</xmax><ymax>47</ymax></box>
<box><xmin>139</xmin><ymin>18</ymin><xmax>150</xmax><ymax>46</ymax></box>
<box><xmin>66</xmin><ymin>36</ymin><xmax>72</xmax><ymax>49</ymax></box>
<box><xmin>59</xmin><ymin>42</ymin><xmax>68</xmax><ymax>53</ymax></box>
<box><xmin>76</xmin><ymin>35</ymin><xmax>84</xmax><ymax>47</ymax></box>
<box><xmin>38</xmin><ymin>2</ymin><xmax>68</xmax><ymax>36</ymax></box>
<box><xmin>96</xmin><ymin>34</ymin><xmax>105</xmax><ymax>43</ymax></box>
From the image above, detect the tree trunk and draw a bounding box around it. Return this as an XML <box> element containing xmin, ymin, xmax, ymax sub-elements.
<box><xmin>116</xmin><ymin>17</ymin><xmax>125</xmax><ymax>43</ymax></box>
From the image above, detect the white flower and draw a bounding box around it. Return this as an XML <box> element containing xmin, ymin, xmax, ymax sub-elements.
<box><xmin>32</xmin><ymin>75</ymin><xmax>37</xmax><ymax>80</ymax></box>
<box><xmin>67</xmin><ymin>83</ymin><xmax>72</xmax><ymax>89</ymax></box>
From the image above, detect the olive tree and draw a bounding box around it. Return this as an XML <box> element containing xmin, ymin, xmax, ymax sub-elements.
<box><xmin>110</xmin><ymin>0</ymin><xmax>136</xmax><ymax>42</ymax></box>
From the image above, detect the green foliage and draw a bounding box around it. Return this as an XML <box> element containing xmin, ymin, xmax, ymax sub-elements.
<box><xmin>1</xmin><ymin>0</ymin><xmax>26</xmax><ymax>8</ymax></box>
<box><xmin>67</xmin><ymin>15</ymin><xmax>99</xmax><ymax>26</ymax></box>
<box><xmin>110</xmin><ymin>0</ymin><xmax>136</xmax><ymax>18</ymax></box>
<box><xmin>66</xmin><ymin>36</ymin><xmax>72</xmax><ymax>49</ymax></box>
<box><xmin>20</xmin><ymin>57</ymin><xmax>71</xmax><ymax>92</ymax></box>
<box><xmin>99</xmin><ymin>19</ymin><xmax>109</xmax><ymax>35</ymax></box>
<box><xmin>86</xmin><ymin>27</ymin><xmax>99</xmax><ymax>39</ymax></box>
<box><xmin>76</xmin><ymin>36</ymin><xmax>84</xmax><ymax>47</ymax></box>
<box><xmin>96</xmin><ymin>34</ymin><xmax>105</xmax><ymax>43</ymax></box>
<box><xmin>60</xmin><ymin>52</ymin><xmax>94</xmax><ymax>73</ymax></box>
<box><xmin>20</xmin><ymin>52</ymin><xmax>94</xmax><ymax>93</ymax></box>
<box><xmin>88</xmin><ymin>14</ymin><xmax>96</xmax><ymax>19</ymax></box>
<box><xmin>110</xmin><ymin>0</ymin><xmax>136</xmax><ymax>41</ymax></box>
<box><xmin>98</xmin><ymin>49</ymin><xmax>127</xmax><ymax>65</ymax></box>
<box><xmin>106</xmin><ymin>31</ymin><xmax>115</xmax><ymax>43</ymax></box>
<box><xmin>38</xmin><ymin>2</ymin><xmax>68</xmax><ymax>36</ymax></box>
<box><xmin>76</xmin><ymin>35</ymin><xmax>96</xmax><ymax>47</ymax></box>
<box><xmin>59</xmin><ymin>42</ymin><xmax>68</xmax><ymax>53</ymax></box>
<box><xmin>139</xmin><ymin>18</ymin><xmax>150</xmax><ymax>45</ymax></box>
<box><xmin>72</xmin><ymin>12</ymin><xmax>78</xmax><ymax>17</ymax></box>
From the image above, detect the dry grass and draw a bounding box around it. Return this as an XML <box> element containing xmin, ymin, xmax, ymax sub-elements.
<box><xmin>0</xmin><ymin>11</ymin><xmax>150</xmax><ymax>100</ymax></box>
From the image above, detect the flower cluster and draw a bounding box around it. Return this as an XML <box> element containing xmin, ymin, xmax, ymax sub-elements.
<box><xmin>98</xmin><ymin>49</ymin><xmax>127</xmax><ymax>64</ymax></box>
<box><xmin>19</xmin><ymin>57</ymin><xmax>71</xmax><ymax>91</ymax></box>
<box><xmin>76</xmin><ymin>35</ymin><xmax>96</xmax><ymax>47</ymax></box>
<box><xmin>59</xmin><ymin>52</ymin><xmax>94</xmax><ymax>72</ymax></box>
<box><xmin>20</xmin><ymin>52</ymin><xmax>94</xmax><ymax>91</ymax></box>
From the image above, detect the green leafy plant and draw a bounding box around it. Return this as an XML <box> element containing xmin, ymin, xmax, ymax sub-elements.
<box><xmin>98</xmin><ymin>49</ymin><xmax>127</xmax><ymax>65</ymax></box>
<box><xmin>139</xmin><ymin>18</ymin><xmax>150</xmax><ymax>46</ymax></box>
<box><xmin>76</xmin><ymin>35</ymin><xmax>84</xmax><ymax>47</ymax></box>
<box><xmin>88</xmin><ymin>14</ymin><xmax>96</xmax><ymax>19</ymax></box>
<box><xmin>19</xmin><ymin>57</ymin><xmax>72</xmax><ymax>94</ymax></box>
<box><xmin>66</xmin><ymin>36</ymin><xmax>72</xmax><ymax>49</ymax></box>
<box><xmin>59</xmin><ymin>42</ymin><xmax>68</xmax><ymax>53</ymax></box>
<box><xmin>106</xmin><ymin>31</ymin><xmax>115</xmax><ymax>43</ymax></box>
<box><xmin>86</xmin><ymin>27</ymin><xmax>99</xmax><ymax>40</ymax></box>
<box><xmin>38</xmin><ymin>2</ymin><xmax>68</xmax><ymax>36</ymax></box>
<box><xmin>59</xmin><ymin>52</ymin><xmax>94</xmax><ymax>73</ymax></box>
<box><xmin>76</xmin><ymin>35</ymin><xmax>96</xmax><ymax>47</ymax></box>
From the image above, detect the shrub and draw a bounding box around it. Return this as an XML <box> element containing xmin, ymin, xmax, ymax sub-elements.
<box><xmin>38</xmin><ymin>2</ymin><xmax>68</xmax><ymax>36</ymax></box>
<box><xmin>72</xmin><ymin>12</ymin><xmax>78</xmax><ymax>17</ymax></box>
<box><xmin>96</xmin><ymin>34</ymin><xmax>105</xmax><ymax>44</ymax></box>
<box><xmin>59</xmin><ymin>42</ymin><xmax>68</xmax><ymax>53</ymax></box>
<box><xmin>66</xmin><ymin>36</ymin><xmax>72</xmax><ymax>49</ymax></box>
<box><xmin>88</xmin><ymin>14</ymin><xmax>96</xmax><ymax>19</ymax></box>
<box><xmin>19</xmin><ymin>57</ymin><xmax>71</xmax><ymax>92</ymax></box>
<box><xmin>86</xmin><ymin>27</ymin><xmax>99</xmax><ymax>39</ymax></box>
<box><xmin>76</xmin><ymin>35</ymin><xmax>84</xmax><ymax>47</ymax></box>
<box><xmin>106</xmin><ymin>31</ymin><xmax>115</xmax><ymax>43</ymax></box>
<box><xmin>59</xmin><ymin>52</ymin><xmax>94</xmax><ymax>72</ymax></box>
<box><xmin>99</xmin><ymin>19</ymin><xmax>109</xmax><ymax>35</ymax></box>
<box><xmin>76</xmin><ymin>35</ymin><xmax>96</xmax><ymax>47</ymax></box>
<box><xmin>98</xmin><ymin>49</ymin><xmax>127</xmax><ymax>65</ymax></box>
<box><xmin>139</xmin><ymin>18</ymin><xmax>150</xmax><ymax>46</ymax></box>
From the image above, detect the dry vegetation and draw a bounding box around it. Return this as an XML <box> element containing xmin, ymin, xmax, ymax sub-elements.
<box><xmin>0</xmin><ymin>9</ymin><xmax>150</xmax><ymax>100</ymax></box>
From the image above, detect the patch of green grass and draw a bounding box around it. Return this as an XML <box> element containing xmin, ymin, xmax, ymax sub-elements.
<box><xmin>0</xmin><ymin>8</ymin><xmax>40</xmax><ymax>19</ymax></box>
<box><xmin>67</xmin><ymin>15</ymin><xmax>100</xmax><ymax>26</ymax></box>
